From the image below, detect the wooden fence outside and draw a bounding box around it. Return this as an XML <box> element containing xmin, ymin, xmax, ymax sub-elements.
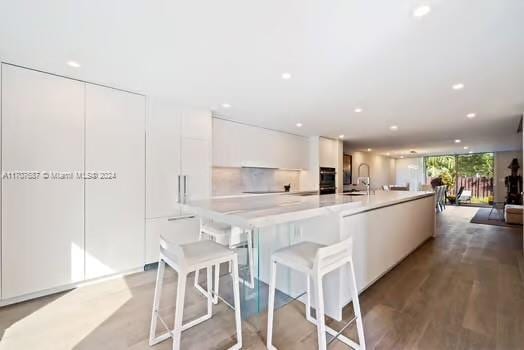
<box><xmin>455</xmin><ymin>176</ymin><xmax>494</xmax><ymax>199</ymax></box>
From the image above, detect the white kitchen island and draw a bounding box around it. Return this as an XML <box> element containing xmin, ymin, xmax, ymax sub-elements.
<box><xmin>181</xmin><ymin>191</ymin><xmax>435</xmax><ymax>323</ymax></box>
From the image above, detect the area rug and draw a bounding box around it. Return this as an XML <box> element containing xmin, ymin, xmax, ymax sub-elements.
<box><xmin>470</xmin><ymin>207</ymin><xmax>522</xmax><ymax>228</ymax></box>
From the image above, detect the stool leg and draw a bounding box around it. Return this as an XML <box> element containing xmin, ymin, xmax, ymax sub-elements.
<box><xmin>206</xmin><ymin>265</ymin><xmax>213</xmax><ymax>317</ymax></box>
<box><xmin>349</xmin><ymin>260</ymin><xmax>366</xmax><ymax>350</ymax></box>
<box><xmin>149</xmin><ymin>259</ymin><xmax>166</xmax><ymax>346</ymax></box>
<box><xmin>305</xmin><ymin>274</ymin><xmax>315</xmax><ymax>323</ymax></box>
<box><xmin>194</xmin><ymin>229</ymin><xmax>204</xmax><ymax>290</ymax></box>
<box><xmin>194</xmin><ymin>268</ymin><xmax>200</xmax><ymax>289</ymax></box>
<box><xmin>213</xmin><ymin>263</ymin><xmax>220</xmax><ymax>304</ymax></box>
<box><xmin>266</xmin><ymin>260</ymin><xmax>277</xmax><ymax>350</ymax></box>
<box><xmin>173</xmin><ymin>271</ymin><xmax>187</xmax><ymax>350</ymax></box>
<box><xmin>231</xmin><ymin>255</ymin><xmax>243</xmax><ymax>349</ymax></box>
<box><xmin>314</xmin><ymin>274</ymin><xmax>327</xmax><ymax>350</ymax></box>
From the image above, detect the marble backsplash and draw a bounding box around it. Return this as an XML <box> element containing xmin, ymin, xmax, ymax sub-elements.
<box><xmin>212</xmin><ymin>167</ymin><xmax>301</xmax><ymax>196</ymax></box>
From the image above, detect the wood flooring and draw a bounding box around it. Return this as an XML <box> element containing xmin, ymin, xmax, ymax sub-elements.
<box><xmin>0</xmin><ymin>206</ymin><xmax>522</xmax><ymax>349</ymax></box>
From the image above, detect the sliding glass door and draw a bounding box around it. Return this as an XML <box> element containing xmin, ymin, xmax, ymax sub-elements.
<box><xmin>424</xmin><ymin>153</ymin><xmax>494</xmax><ymax>205</ymax></box>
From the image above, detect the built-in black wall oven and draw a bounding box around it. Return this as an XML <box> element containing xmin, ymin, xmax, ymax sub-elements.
<box><xmin>319</xmin><ymin>167</ymin><xmax>336</xmax><ymax>194</ymax></box>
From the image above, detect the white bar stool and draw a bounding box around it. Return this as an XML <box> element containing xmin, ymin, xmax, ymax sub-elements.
<box><xmin>149</xmin><ymin>235</ymin><xmax>242</xmax><ymax>350</ymax></box>
<box><xmin>266</xmin><ymin>237</ymin><xmax>366</xmax><ymax>350</ymax></box>
<box><xmin>195</xmin><ymin>221</ymin><xmax>254</xmax><ymax>304</ymax></box>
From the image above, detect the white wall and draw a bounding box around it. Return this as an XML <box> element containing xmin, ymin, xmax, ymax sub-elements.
<box><xmin>344</xmin><ymin>149</ymin><xmax>396</xmax><ymax>189</ymax></box>
<box><xmin>395</xmin><ymin>157</ymin><xmax>425</xmax><ymax>191</ymax></box>
<box><xmin>494</xmin><ymin>150</ymin><xmax>523</xmax><ymax>202</ymax></box>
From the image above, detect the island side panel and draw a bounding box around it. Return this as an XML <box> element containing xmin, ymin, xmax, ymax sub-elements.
<box><xmin>338</xmin><ymin>195</ymin><xmax>435</xmax><ymax>310</ymax></box>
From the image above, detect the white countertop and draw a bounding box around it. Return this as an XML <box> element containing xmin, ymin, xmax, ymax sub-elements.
<box><xmin>181</xmin><ymin>191</ymin><xmax>434</xmax><ymax>229</ymax></box>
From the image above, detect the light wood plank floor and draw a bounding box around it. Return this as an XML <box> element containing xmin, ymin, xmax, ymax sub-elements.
<box><xmin>0</xmin><ymin>206</ymin><xmax>522</xmax><ymax>349</ymax></box>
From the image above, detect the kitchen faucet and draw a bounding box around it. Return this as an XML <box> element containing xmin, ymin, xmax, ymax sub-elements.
<box><xmin>357</xmin><ymin>163</ymin><xmax>371</xmax><ymax>195</ymax></box>
<box><xmin>357</xmin><ymin>176</ymin><xmax>371</xmax><ymax>195</ymax></box>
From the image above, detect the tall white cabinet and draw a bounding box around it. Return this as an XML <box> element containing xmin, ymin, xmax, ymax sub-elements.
<box><xmin>85</xmin><ymin>84</ymin><xmax>146</xmax><ymax>279</ymax></box>
<box><xmin>145</xmin><ymin>99</ymin><xmax>211</xmax><ymax>264</ymax></box>
<box><xmin>0</xmin><ymin>63</ymin><xmax>146</xmax><ymax>302</ymax></box>
<box><xmin>1</xmin><ymin>64</ymin><xmax>86</xmax><ymax>299</ymax></box>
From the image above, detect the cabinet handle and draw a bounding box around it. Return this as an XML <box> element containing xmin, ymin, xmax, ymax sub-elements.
<box><xmin>168</xmin><ymin>215</ymin><xmax>196</xmax><ymax>221</ymax></box>
<box><xmin>183</xmin><ymin>175</ymin><xmax>188</xmax><ymax>200</ymax></box>
<box><xmin>177</xmin><ymin>175</ymin><xmax>181</xmax><ymax>203</ymax></box>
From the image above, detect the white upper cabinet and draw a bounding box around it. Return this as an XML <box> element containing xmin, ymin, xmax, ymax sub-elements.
<box><xmin>213</xmin><ymin>118</ymin><xmax>309</xmax><ymax>170</ymax></box>
<box><xmin>319</xmin><ymin>137</ymin><xmax>339</xmax><ymax>168</ymax></box>
<box><xmin>84</xmin><ymin>84</ymin><xmax>146</xmax><ymax>279</ymax></box>
<box><xmin>146</xmin><ymin>100</ymin><xmax>212</xmax><ymax>219</ymax></box>
<box><xmin>181</xmin><ymin>137</ymin><xmax>211</xmax><ymax>201</ymax></box>
<box><xmin>181</xmin><ymin>109</ymin><xmax>212</xmax><ymax>140</ymax></box>
<box><xmin>1</xmin><ymin>64</ymin><xmax>85</xmax><ymax>298</ymax></box>
<box><xmin>146</xmin><ymin>99</ymin><xmax>182</xmax><ymax>219</ymax></box>
<box><xmin>180</xmin><ymin>109</ymin><xmax>212</xmax><ymax>201</ymax></box>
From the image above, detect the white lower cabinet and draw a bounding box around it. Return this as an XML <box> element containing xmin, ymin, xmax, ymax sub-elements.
<box><xmin>84</xmin><ymin>84</ymin><xmax>146</xmax><ymax>279</ymax></box>
<box><xmin>1</xmin><ymin>64</ymin><xmax>86</xmax><ymax>299</ymax></box>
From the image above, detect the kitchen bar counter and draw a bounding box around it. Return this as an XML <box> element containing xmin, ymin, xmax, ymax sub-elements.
<box><xmin>181</xmin><ymin>191</ymin><xmax>434</xmax><ymax>229</ymax></box>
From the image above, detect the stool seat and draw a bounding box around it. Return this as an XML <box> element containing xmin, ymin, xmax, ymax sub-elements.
<box><xmin>201</xmin><ymin>222</ymin><xmax>229</xmax><ymax>238</ymax></box>
<box><xmin>201</xmin><ymin>222</ymin><xmax>244</xmax><ymax>245</ymax></box>
<box><xmin>272</xmin><ymin>242</ymin><xmax>325</xmax><ymax>271</ymax></box>
<box><xmin>162</xmin><ymin>240</ymin><xmax>234</xmax><ymax>267</ymax></box>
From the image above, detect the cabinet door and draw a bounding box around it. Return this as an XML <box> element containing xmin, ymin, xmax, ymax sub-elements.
<box><xmin>319</xmin><ymin>137</ymin><xmax>338</xmax><ymax>168</ymax></box>
<box><xmin>212</xmin><ymin>118</ymin><xmax>237</xmax><ymax>167</ymax></box>
<box><xmin>181</xmin><ymin>110</ymin><xmax>212</xmax><ymax>140</ymax></box>
<box><xmin>85</xmin><ymin>84</ymin><xmax>145</xmax><ymax>279</ymax></box>
<box><xmin>181</xmin><ymin>137</ymin><xmax>211</xmax><ymax>201</ymax></box>
<box><xmin>146</xmin><ymin>99</ymin><xmax>182</xmax><ymax>218</ymax></box>
<box><xmin>1</xmin><ymin>64</ymin><xmax>85</xmax><ymax>299</ymax></box>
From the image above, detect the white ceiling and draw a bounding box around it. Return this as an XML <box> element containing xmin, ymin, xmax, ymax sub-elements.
<box><xmin>1</xmin><ymin>0</ymin><xmax>523</xmax><ymax>156</ymax></box>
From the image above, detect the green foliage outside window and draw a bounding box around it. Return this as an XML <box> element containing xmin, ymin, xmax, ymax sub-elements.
<box><xmin>424</xmin><ymin>153</ymin><xmax>494</xmax><ymax>202</ymax></box>
<box><xmin>425</xmin><ymin>155</ymin><xmax>456</xmax><ymax>190</ymax></box>
<box><xmin>456</xmin><ymin>153</ymin><xmax>494</xmax><ymax>177</ymax></box>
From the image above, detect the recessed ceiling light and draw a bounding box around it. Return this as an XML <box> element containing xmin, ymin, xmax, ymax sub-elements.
<box><xmin>281</xmin><ymin>72</ymin><xmax>292</xmax><ymax>80</ymax></box>
<box><xmin>221</xmin><ymin>103</ymin><xmax>231</xmax><ymax>108</ymax></box>
<box><xmin>466</xmin><ymin>113</ymin><xmax>476</xmax><ymax>119</ymax></box>
<box><xmin>67</xmin><ymin>60</ymin><xmax>81</xmax><ymax>68</ymax></box>
<box><xmin>400</xmin><ymin>155</ymin><xmax>405</xmax><ymax>159</ymax></box>
<box><xmin>339</xmin><ymin>134</ymin><xmax>345</xmax><ymax>139</ymax></box>
<box><xmin>389</xmin><ymin>125</ymin><xmax>399</xmax><ymax>131</ymax></box>
<box><xmin>367</xmin><ymin>148</ymin><xmax>372</xmax><ymax>152</ymax></box>
<box><xmin>454</xmin><ymin>139</ymin><xmax>461</xmax><ymax>143</ymax></box>
<box><xmin>354</xmin><ymin>108</ymin><xmax>363</xmax><ymax>113</ymax></box>
<box><xmin>296</xmin><ymin>122</ymin><xmax>303</xmax><ymax>128</ymax></box>
<box><xmin>386</xmin><ymin>152</ymin><xmax>391</xmax><ymax>156</ymax></box>
<box><xmin>413</xmin><ymin>5</ymin><xmax>431</xmax><ymax>18</ymax></box>
<box><xmin>463</xmin><ymin>146</ymin><xmax>469</xmax><ymax>150</ymax></box>
<box><xmin>468</xmin><ymin>151</ymin><xmax>473</xmax><ymax>154</ymax></box>
<box><xmin>452</xmin><ymin>83</ymin><xmax>464</xmax><ymax>90</ymax></box>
